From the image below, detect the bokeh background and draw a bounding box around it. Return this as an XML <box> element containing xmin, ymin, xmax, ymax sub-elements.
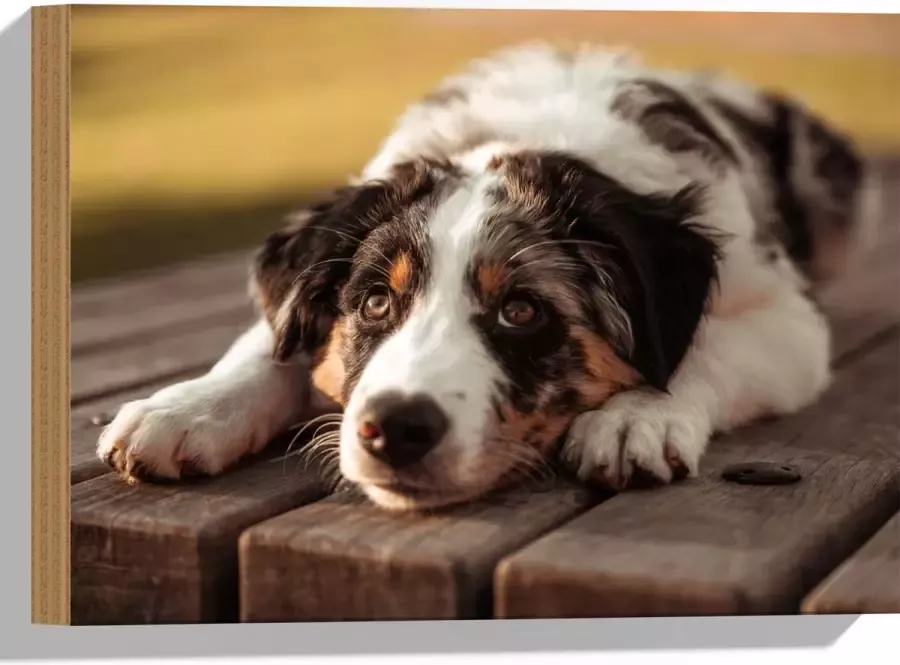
<box><xmin>71</xmin><ymin>5</ymin><xmax>900</xmax><ymax>284</ymax></box>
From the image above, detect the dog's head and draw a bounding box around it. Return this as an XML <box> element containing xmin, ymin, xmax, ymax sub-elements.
<box><xmin>252</xmin><ymin>151</ymin><xmax>719</xmax><ymax>510</ymax></box>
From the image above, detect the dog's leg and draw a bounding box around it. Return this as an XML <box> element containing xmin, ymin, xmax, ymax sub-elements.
<box><xmin>562</xmin><ymin>283</ymin><xmax>831</xmax><ymax>489</ymax></box>
<box><xmin>97</xmin><ymin>318</ymin><xmax>311</xmax><ymax>481</ymax></box>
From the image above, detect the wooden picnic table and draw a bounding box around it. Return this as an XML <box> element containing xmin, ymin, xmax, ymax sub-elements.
<box><xmin>69</xmin><ymin>157</ymin><xmax>900</xmax><ymax>624</ymax></box>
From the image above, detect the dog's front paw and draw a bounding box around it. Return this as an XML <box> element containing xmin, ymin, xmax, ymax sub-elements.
<box><xmin>561</xmin><ymin>390</ymin><xmax>712</xmax><ymax>491</ymax></box>
<box><xmin>97</xmin><ymin>378</ymin><xmax>266</xmax><ymax>483</ymax></box>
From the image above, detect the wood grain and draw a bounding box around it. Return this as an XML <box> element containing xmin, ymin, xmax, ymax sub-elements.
<box><xmin>494</xmin><ymin>334</ymin><xmax>900</xmax><ymax>618</ymax></box>
<box><xmin>71</xmin><ymin>250</ymin><xmax>253</xmax><ymax>354</ymax></box>
<box><xmin>32</xmin><ymin>4</ymin><xmax>71</xmax><ymax>625</ymax></box>
<box><xmin>802</xmin><ymin>512</ymin><xmax>900</xmax><ymax>614</ymax></box>
<box><xmin>70</xmin><ymin>455</ymin><xmax>326</xmax><ymax>624</ymax></box>
<box><xmin>71</xmin><ymin>249</ymin><xmax>251</xmax><ymax>317</ymax></box>
<box><xmin>71</xmin><ymin>307</ymin><xmax>253</xmax><ymax>404</ymax></box>
<box><xmin>239</xmin><ymin>480</ymin><xmax>600</xmax><ymax>622</ymax></box>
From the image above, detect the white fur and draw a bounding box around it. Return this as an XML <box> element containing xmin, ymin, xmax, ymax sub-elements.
<box><xmin>339</xmin><ymin>181</ymin><xmax>507</xmax><ymax>507</ymax></box>
<box><xmin>97</xmin><ymin>320</ymin><xmax>308</xmax><ymax>478</ymax></box>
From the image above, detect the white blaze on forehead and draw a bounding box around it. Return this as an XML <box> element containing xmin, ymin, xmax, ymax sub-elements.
<box><xmin>341</xmin><ymin>177</ymin><xmax>506</xmax><ymax>473</ymax></box>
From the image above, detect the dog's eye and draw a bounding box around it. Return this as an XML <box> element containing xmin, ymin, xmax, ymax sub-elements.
<box><xmin>498</xmin><ymin>295</ymin><xmax>538</xmax><ymax>328</ymax></box>
<box><xmin>362</xmin><ymin>290</ymin><xmax>391</xmax><ymax>321</ymax></box>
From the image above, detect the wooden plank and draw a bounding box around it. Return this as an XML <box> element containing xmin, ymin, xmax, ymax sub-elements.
<box><xmin>71</xmin><ymin>251</ymin><xmax>253</xmax><ymax>354</ymax></box>
<box><xmin>70</xmin><ymin>452</ymin><xmax>327</xmax><ymax>625</ymax></box>
<box><xmin>72</xmin><ymin>291</ymin><xmax>252</xmax><ymax>356</ymax></box>
<box><xmin>238</xmin><ymin>480</ymin><xmax>600</xmax><ymax>622</ymax></box>
<box><xmin>70</xmin><ymin>375</ymin><xmax>205</xmax><ymax>484</ymax></box>
<box><xmin>801</xmin><ymin>512</ymin><xmax>900</xmax><ymax>614</ymax></box>
<box><xmin>493</xmin><ymin>334</ymin><xmax>900</xmax><ymax>618</ymax></box>
<box><xmin>70</xmin><ymin>307</ymin><xmax>253</xmax><ymax>404</ymax></box>
<box><xmin>71</xmin><ymin>249</ymin><xmax>251</xmax><ymax>318</ymax></box>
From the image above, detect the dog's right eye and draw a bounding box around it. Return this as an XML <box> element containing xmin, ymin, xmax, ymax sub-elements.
<box><xmin>362</xmin><ymin>289</ymin><xmax>391</xmax><ymax>321</ymax></box>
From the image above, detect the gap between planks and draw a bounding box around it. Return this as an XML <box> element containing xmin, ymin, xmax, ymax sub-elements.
<box><xmin>70</xmin><ymin>308</ymin><xmax>255</xmax><ymax>406</ymax></box>
<box><xmin>71</xmin><ymin>250</ymin><xmax>254</xmax><ymax>354</ymax></box>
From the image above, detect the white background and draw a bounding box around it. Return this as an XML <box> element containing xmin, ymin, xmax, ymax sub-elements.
<box><xmin>1</xmin><ymin>0</ymin><xmax>897</xmax><ymax>662</ymax></box>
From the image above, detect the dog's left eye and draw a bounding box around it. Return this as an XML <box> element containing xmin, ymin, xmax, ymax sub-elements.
<box><xmin>498</xmin><ymin>294</ymin><xmax>539</xmax><ymax>328</ymax></box>
<box><xmin>362</xmin><ymin>289</ymin><xmax>392</xmax><ymax>321</ymax></box>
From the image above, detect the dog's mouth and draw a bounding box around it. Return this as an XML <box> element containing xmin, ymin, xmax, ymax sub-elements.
<box><xmin>351</xmin><ymin>460</ymin><xmax>540</xmax><ymax>511</ymax></box>
<box><xmin>355</xmin><ymin>477</ymin><xmax>489</xmax><ymax>511</ymax></box>
<box><xmin>367</xmin><ymin>480</ymin><xmax>441</xmax><ymax>497</ymax></box>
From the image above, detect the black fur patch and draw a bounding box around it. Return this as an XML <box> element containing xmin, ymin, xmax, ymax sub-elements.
<box><xmin>479</xmin><ymin>150</ymin><xmax>722</xmax><ymax>394</ymax></box>
<box><xmin>769</xmin><ymin>97</ymin><xmax>814</xmax><ymax>264</ymax></box>
<box><xmin>712</xmin><ymin>95</ymin><xmax>864</xmax><ymax>280</ymax></box>
<box><xmin>612</xmin><ymin>79</ymin><xmax>739</xmax><ymax>167</ymax></box>
<box><xmin>251</xmin><ymin>159</ymin><xmax>455</xmax><ymax>362</ymax></box>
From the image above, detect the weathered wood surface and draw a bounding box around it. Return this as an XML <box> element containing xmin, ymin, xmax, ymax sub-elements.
<box><xmin>801</xmin><ymin>512</ymin><xmax>900</xmax><ymax>615</ymax></box>
<box><xmin>71</xmin><ymin>249</ymin><xmax>251</xmax><ymax>318</ymax></box>
<box><xmin>69</xmin><ymin>157</ymin><xmax>900</xmax><ymax>624</ymax></box>
<box><xmin>71</xmin><ymin>251</ymin><xmax>254</xmax><ymax>350</ymax></box>
<box><xmin>71</xmin><ymin>309</ymin><xmax>254</xmax><ymax>405</ymax></box>
<box><xmin>70</xmin><ymin>454</ymin><xmax>326</xmax><ymax>625</ymax></box>
<box><xmin>238</xmin><ymin>481</ymin><xmax>599</xmax><ymax>622</ymax></box>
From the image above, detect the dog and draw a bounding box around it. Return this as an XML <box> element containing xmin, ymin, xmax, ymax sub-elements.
<box><xmin>98</xmin><ymin>43</ymin><xmax>869</xmax><ymax>512</ymax></box>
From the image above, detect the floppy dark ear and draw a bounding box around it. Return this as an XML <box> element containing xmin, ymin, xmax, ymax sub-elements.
<box><xmin>251</xmin><ymin>179</ymin><xmax>400</xmax><ymax>361</ymax></box>
<box><xmin>568</xmin><ymin>174</ymin><xmax>722</xmax><ymax>391</ymax></box>
<box><xmin>251</xmin><ymin>160</ymin><xmax>449</xmax><ymax>362</ymax></box>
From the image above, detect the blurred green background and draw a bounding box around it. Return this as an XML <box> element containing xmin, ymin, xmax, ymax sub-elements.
<box><xmin>71</xmin><ymin>5</ymin><xmax>900</xmax><ymax>284</ymax></box>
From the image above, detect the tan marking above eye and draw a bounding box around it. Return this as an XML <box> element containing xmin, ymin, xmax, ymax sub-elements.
<box><xmin>476</xmin><ymin>263</ymin><xmax>506</xmax><ymax>299</ymax></box>
<box><xmin>389</xmin><ymin>252</ymin><xmax>413</xmax><ymax>293</ymax></box>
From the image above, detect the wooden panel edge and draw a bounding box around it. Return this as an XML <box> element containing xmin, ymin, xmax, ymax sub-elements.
<box><xmin>31</xmin><ymin>4</ymin><xmax>71</xmax><ymax>626</ymax></box>
<box><xmin>800</xmin><ymin>511</ymin><xmax>900</xmax><ymax>615</ymax></box>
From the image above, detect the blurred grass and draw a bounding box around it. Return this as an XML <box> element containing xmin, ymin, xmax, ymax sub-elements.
<box><xmin>71</xmin><ymin>6</ymin><xmax>900</xmax><ymax>283</ymax></box>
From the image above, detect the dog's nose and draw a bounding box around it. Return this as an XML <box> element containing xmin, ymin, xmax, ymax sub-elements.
<box><xmin>357</xmin><ymin>391</ymin><xmax>449</xmax><ymax>469</ymax></box>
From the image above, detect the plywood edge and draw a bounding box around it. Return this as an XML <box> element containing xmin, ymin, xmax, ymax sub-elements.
<box><xmin>801</xmin><ymin>511</ymin><xmax>900</xmax><ymax>615</ymax></box>
<box><xmin>31</xmin><ymin>4</ymin><xmax>71</xmax><ymax>626</ymax></box>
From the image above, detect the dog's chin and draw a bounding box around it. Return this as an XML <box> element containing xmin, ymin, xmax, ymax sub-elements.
<box><xmin>355</xmin><ymin>480</ymin><xmax>494</xmax><ymax>512</ymax></box>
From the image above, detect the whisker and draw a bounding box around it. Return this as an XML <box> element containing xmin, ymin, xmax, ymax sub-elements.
<box><xmin>281</xmin><ymin>414</ymin><xmax>343</xmax><ymax>475</ymax></box>
<box><xmin>505</xmin><ymin>238</ymin><xmax>618</xmax><ymax>268</ymax></box>
<box><xmin>290</xmin><ymin>435</ymin><xmax>341</xmax><ymax>478</ymax></box>
<box><xmin>300</xmin><ymin>224</ymin><xmax>363</xmax><ymax>246</ymax></box>
<box><xmin>503</xmin><ymin>254</ymin><xmax>581</xmax><ymax>282</ymax></box>
<box><xmin>289</xmin><ymin>257</ymin><xmax>355</xmax><ymax>288</ymax></box>
<box><xmin>286</xmin><ymin>224</ymin><xmax>396</xmax><ymax>284</ymax></box>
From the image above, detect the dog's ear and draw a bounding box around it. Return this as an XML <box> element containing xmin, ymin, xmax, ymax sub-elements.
<box><xmin>250</xmin><ymin>188</ymin><xmax>375</xmax><ymax>362</ymax></box>
<box><xmin>251</xmin><ymin>160</ymin><xmax>449</xmax><ymax>362</ymax></box>
<box><xmin>551</xmin><ymin>158</ymin><xmax>722</xmax><ymax>391</ymax></box>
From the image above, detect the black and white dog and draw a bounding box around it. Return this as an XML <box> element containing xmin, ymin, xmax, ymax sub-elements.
<box><xmin>98</xmin><ymin>44</ymin><xmax>870</xmax><ymax>511</ymax></box>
